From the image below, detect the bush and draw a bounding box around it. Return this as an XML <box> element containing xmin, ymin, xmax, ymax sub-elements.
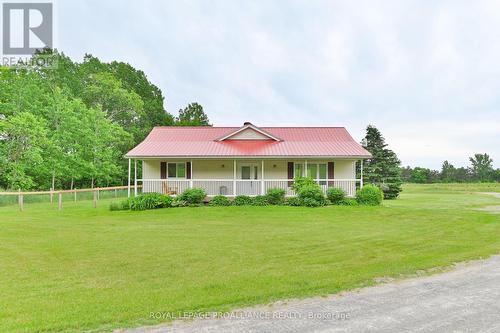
<box><xmin>338</xmin><ymin>198</ymin><xmax>359</xmax><ymax>206</ymax></box>
<box><xmin>252</xmin><ymin>195</ymin><xmax>269</xmax><ymax>206</ymax></box>
<box><xmin>285</xmin><ymin>196</ymin><xmax>301</xmax><ymax>206</ymax></box>
<box><xmin>291</xmin><ymin>176</ymin><xmax>317</xmax><ymax>193</ymax></box>
<box><xmin>233</xmin><ymin>195</ymin><xmax>254</xmax><ymax>206</ymax></box>
<box><xmin>109</xmin><ymin>200</ymin><xmax>130</xmax><ymax>211</ymax></box>
<box><xmin>326</xmin><ymin>187</ymin><xmax>345</xmax><ymax>205</ymax></box>
<box><xmin>128</xmin><ymin>193</ymin><xmax>173</xmax><ymax>211</ymax></box>
<box><xmin>209</xmin><ymin>195</ymin><xmax>231</xmax><ymax>206</ymax></box>
<box><xmin>171</xmin><ymin>197</ymin><xmax>188</xmax><ymax>207</ymax></box>
<box><xmin>179</xmin><ymin>188</ymin><xmax>207</xmax><ymax>205</ymax></box>
<box><xmin>356</xmin><ymin>185</ymin><xmax>383</xmax><ymax>206</ymax></box>
<box><xmin>266</xmin><ymin>188</ymin><xmax>286</xmax><ymax>205</ymax></box>
<box><xmin>301</xmin><ymin>197</ymin><xmax>323</xmax><ymax>207</ymax></box>
<box><xmin>297</xmin><ymin>183</ymin><xmax>326</xmax><ymax>207</ymax></box>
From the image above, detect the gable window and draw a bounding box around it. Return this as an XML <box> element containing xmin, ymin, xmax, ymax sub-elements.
<box><xmin>167</xmin><ymin>162</ymin><xmax>186</xmax><ymax>178</ymax></box>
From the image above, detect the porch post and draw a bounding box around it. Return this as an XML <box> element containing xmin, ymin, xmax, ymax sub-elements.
<box><xmin>190</xmin><ymin>159</ymin><xmax>193</xmax><ymax>188</ymax></box>
<box><xmin>127</xmin><ymin>158</ymin><xmax>131</xmax><ymax>197</ymax></box>
<box><xmin>261</xmin><ymin>160</ymin><xmax>265</xmax><ymax>195</ymax></box>
<box><xmin>360</xmin><ymin>159</ymin><xmax>364</xmax><ymax>189</ymax></box>
<box><xmin>134</xmin><ymin>159</ymin><xmax>137</xmax><ymax>197</ymax></box>
<box><xmin>233</xmin><ymin>160</ymin><xmax>236</xmax><ymax>196</ymax></box>
<box><xmin>305</xmin><ymin>159</ymin><xmax>308</xmax><ymax>178</ymax></box>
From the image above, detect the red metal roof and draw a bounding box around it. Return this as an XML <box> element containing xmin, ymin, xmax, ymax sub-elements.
<box><xmin>125</xmin><ymin>126</ymin><xmax>371</xmax><ymax>158</ymax></box>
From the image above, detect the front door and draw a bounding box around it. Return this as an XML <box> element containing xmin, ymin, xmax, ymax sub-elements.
<box><xmin>240</xmin><ymin>164</ymin><xmax>258</xmax><ymax>179</ymax></box>
<box><xmin>239</xmin><ymin>164</ymin><xmax>259</xmax><ymax>195</ymax></box>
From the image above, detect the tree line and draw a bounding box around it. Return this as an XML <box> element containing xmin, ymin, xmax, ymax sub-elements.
<box><xmin>401</xmin><ymin>154</ymin><xmax>500</xmax><ymax>183</ymax></box>
<box><xmin>0</xmin><ymin>49</ymin><xmax>210</xmax><ymax>191</ymax></box>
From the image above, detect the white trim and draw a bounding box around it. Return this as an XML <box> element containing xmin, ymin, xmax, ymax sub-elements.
<box><xmin>216</xmin><ymin>124</ymin><xmax>282</xmax><ymax>142</ymax></box>
<box><xmin>128</xmin><ymin>155</ymin><xmax>371</xmax><ymax>160</ymax></box>
<box><xmin>134</xmin><ymin>159</ymin><xmax>137</xmax><ymax>197</ymax></box>
<box><xmin>127</xmin><ymin>158</ymin><xmax>131</xmax><ymax>197</ymax></box>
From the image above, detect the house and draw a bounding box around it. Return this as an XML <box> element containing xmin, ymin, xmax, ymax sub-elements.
<box><xmin>125</xmin><ymin>122</ymin><xmax>371</xmax><ymax>197</ymax></box>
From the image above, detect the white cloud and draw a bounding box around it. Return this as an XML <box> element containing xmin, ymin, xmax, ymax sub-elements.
<box><xmin>59</xmin><ymin>0</ymin><xmax>500</xmax><ymax>168</ymax></box>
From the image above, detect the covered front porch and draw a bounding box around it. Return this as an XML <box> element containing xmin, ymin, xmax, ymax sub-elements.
<box><xmin>128</xmin><ymin>158</ymin><xmax>364</xmax><ymax>197</ymax></box>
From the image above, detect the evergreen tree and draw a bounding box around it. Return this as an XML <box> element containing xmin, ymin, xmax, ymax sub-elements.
<box><xmin>361</xmin><ymin>125</ymin><xmax>402</xmax><ymax>199</ymax></box>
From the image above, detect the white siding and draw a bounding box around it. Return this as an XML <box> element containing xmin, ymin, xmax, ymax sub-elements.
<box><xmin>334</xmin><ymin>160</ymin><xmax>356</xmax><ymax>179</ymax></box>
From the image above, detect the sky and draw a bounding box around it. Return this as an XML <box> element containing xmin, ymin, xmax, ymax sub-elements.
<box><xmin>57</xmin><ymin>0</ymin><xmax>500</xmax><ymax>169</ymax></box>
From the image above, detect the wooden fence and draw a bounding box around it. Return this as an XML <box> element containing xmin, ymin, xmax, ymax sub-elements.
<box><xmin>0</xmin><ymin>185</ymin><xmax>141</xmax><ymax>211</ymax></box>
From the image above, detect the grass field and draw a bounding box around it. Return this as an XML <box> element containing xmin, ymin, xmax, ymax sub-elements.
<box><xmin>1</xmin><ymin>184</ymin><xmax>499</xmax><ymax>332</ymax></box>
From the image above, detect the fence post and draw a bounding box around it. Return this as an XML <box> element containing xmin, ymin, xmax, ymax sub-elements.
<box><xmin>114</xmin><ymin>188</ymin><xmax>117</xmax><ymax>198</ymax></box>
<box><xmin>18</xmin><ymin>189</ymin><xmax>23</xmax><ymax>212</ymax></box>
<box><xmin>74</xmin><ymin>189</ymin><xmax>77</xmax><ymax>202</ymax></box>
<box><xmin>50</xmin><ymin>187</ymin><xmax>53</xmax><ymax>203</ymax></box>
<box><xmin>97</xmin><ymin>189</ymin><xmax>100</xmax><ymax>201</ymax></box>
<box><xmin>58</xmin><ymin>192</ymin><xmax>62</xmax><ymax>210</ymax></box>
<box><xmin>93</xmin><ymin>191</ymin><xmax>97</xmax><ymax>208</ymax></box>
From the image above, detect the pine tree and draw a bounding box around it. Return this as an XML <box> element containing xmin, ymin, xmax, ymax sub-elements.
<box><xmin>361</xmin><ymin>125</ymin><xmax>402</xmax><ymax>199</ymax></box>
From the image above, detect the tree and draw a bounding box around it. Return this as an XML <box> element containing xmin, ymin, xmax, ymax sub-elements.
<box><xmin>0</xmin><ymin>112</ymin><xmax>51</xmax><ymax>189</ymax></box>
<box><xmin>440</xmin><ymin>161</ymin><xmax>456</xmax><ymax>183</ymax></box>
<box><xmin>469</xmin><ymin>153</ymin><xmax>494</xmax><ymax>182</ymax></box>
<box><xmin>176</xmin><ymin>102</ymin><xmax>210</xmax><ymax>126</ymax></box>
<box><xmin>411</xmin><ymin>167</ymin><xmax>430</xmax><ymax>183</ymax></box>
<box><xmin>361</xmin><ymin>125</ymin><xmax>402</xmax><ymax>199</ymax></box>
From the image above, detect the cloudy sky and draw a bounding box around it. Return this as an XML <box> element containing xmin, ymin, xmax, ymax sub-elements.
<box><xmin>58</xmin><ymin>0</ymin><xmax>500</xmax><ymax>168</ymax></box>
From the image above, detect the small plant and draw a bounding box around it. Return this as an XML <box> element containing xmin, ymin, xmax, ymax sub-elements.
<box><xmin>128</xmin><ymin>193</ymin><xmax>172</xmax><ymax>211</ymax></box>
<box><xmin>326</xmin><ymin>187</ymin><xmax>346</xmax><ymax>205</ymax></box>
<box><xmin>266</xmin><ymin>188</ymin><xmax>286</xmax><ymax>205</ymax></box>
<box><xmin>297</xmin><ymin>183</ymin><xmax>326</xmax><ymax>207</ymax></box>
<box><xmin>109</xmin><ymin>200</ymin><xmax>130</xmax><ymax>211</ymax></box>
<box><xmin>338</xmin><ymin>198</ymin><xmax>359</xmax><ymax>206</ymax></box>
<box><xmin>285</xmin><ymin>196</ymin><xmax>301</xmax><ymax>206</ymax></box>
<box><xmin>179</xmin><ymin>188</ymin><xmax>207</xmax><ymax>205</ymax></box>
<box><xmin>291</xmin><ymin>176</ymin><xmax>317</xmax><ymax>193</ymax></box>
<box><xmin>233</xmin><ymin>195</ymin><xmax>254</xmax><ymax>206</ymax></box>
<box><xmin>356</xmin><ymin>185</ymin><xmax>383</xmax><ymax>206</ymax></box>
<box><xmin>209</xmin><ymin>195</ymin><xmax>231</xmax><ymax>206</ymax></box>
<box><xmin>252</xmin><ymin>195</ymin><xmax>269</xmax><ymax>206</ymax></box>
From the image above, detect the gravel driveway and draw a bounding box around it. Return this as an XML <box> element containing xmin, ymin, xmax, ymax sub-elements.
<box><xmin>118</xmin><ymin>254</ymin><xmax>500</xmax><ymax>333</ymax></box>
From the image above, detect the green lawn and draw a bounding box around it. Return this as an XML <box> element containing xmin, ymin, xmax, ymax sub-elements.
<box><xmin>1</xmin><ymin>184</ymin><xmax>500</xmax><ymax>332</ymax></box>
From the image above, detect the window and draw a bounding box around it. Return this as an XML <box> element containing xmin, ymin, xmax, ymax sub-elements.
<box><xmin>294</xmin><ymin>163</ymin><xmax>304</xmax><ymax>178</ymax></box>
<box><xmin>294</xmin><ymin>163</ymin><xmax>327</xmax><ymax>183</ymax></box>
<box><xmin>167</xmin><ymin>163</ymin><xmax>186</xmax><ymax>178</ymax></box>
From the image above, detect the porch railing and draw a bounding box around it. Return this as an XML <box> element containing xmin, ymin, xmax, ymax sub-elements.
<box><xmin>137</xmin><ymin>179</ymin><xmax>360</xmax><ymax>197</ymax></box>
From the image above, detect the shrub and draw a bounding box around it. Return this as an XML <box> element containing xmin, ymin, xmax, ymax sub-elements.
<box><xmin>297</xmin><ymin>183</ymin><xmax>326</xmax><ymax>207</ymax></box>
<box><xmin>285</xmin><ymin>196</ymin><xmax>301</xmax><ymax>206</ymax></box>
<box><xmin>252</xmin><ymin>195</ymin><xmax>269</xmax><ymax>206</ymax></box>
<box><xmin>179</xmin><ymin>188</ymin><xmax>207</xmax><ymax>205</ymax></box>
<box><xmin>291</xmin><ymin>176</ymin><xmax>317</xmax><ymax>193</ymax></box>
<box><xmin>171</xmin><ymin>197</ymin><xmax>188</xmax><ymax>207</ymax></box>
<box><xmin>209</xmin><ymin>195</ymin><xmax>231</xmax><ymax>206</ymax></box>
<box><xmin>356</xmin><ymin>185</ymin><xmax>383</xmax><ymax>206</ymax></box>
<box><xmin>326</xmin><ymin>187</ymin><xmax>346</xmax><ymax>205</ymax></box>
<box><xmin>338</xmin><ymin>198</ymin><xmax>359</xmax><ymax>206</ymax></box>
<box><xmin>233</xmin><ymin>195</ymin><xmax>254</xmax><ymax>206</ymax></box>
<box><xmin>109</xmin><ymin>200</ymin><xmax>130</xmax><ymax>211</ymax></box>
<box><xmin>301</xmin><ymin>197</ymin><xmax>323</xmax><ymax>207</ymax></box>
<box><xmin>128</xmin><ymin>193</ymin><xmax>172</xmax><ymax>211</ymax></box>
<box><xmin>266</xmin><ymin>188</ymin><xmax>286</xmax><ymax>205</ymax></box>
